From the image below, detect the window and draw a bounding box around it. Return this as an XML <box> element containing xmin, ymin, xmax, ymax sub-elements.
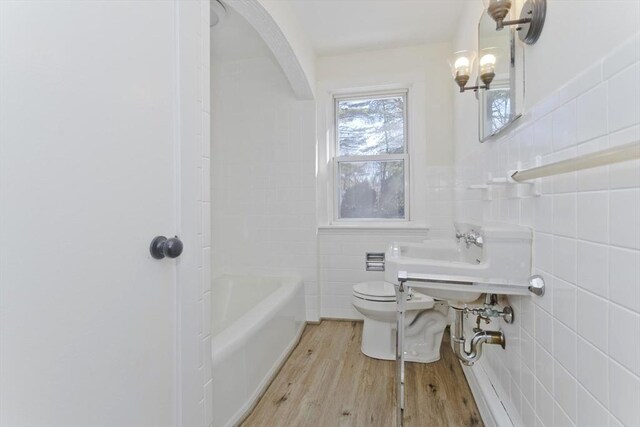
<box><xmin>334</xmin><ymin>92</ymin><xmax>408</xmax><ymax>220</ymax></box>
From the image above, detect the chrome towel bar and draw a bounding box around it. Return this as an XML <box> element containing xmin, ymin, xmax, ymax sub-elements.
<box><xmin>510</xmin><ymin>139</ymin><xmax>639</xmax><ymax>182</ymax></box>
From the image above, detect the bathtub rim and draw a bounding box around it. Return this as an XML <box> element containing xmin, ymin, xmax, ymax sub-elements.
<box><xmin>211</xmin><ymin>274</ymin><xmax>304</xmax><ymax>365</ymax></box>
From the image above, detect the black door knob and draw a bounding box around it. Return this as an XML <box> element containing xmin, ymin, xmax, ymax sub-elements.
<box><xmin>150</xmin><ymin>235</ymin><xmax>184</xmax><ymax>259</ymax></box>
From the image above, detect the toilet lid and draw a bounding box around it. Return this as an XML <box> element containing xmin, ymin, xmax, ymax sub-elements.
<box><xmin>353</xmin><ymin>281</ymin><xmax>397</xmax><ymax>301</ymax></box>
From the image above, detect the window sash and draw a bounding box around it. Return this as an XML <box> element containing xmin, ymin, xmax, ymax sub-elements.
<box><xmin>334</xmin><ymin>92</ymin><xmax>408</xmax><ymax>157</ymax></box>
<box><xmin>332</xmin><ymin>90</ymin><xmax>410</xmax><ymax>222</ymax></box>
<box><xmin>333</xmin><ymin>154</ymin><xmax>409</xmax><ymax>221</ymax></box>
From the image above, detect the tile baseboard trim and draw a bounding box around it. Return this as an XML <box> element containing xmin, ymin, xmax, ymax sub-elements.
<box><xmin>462</xmin><ymin>361</ymin><xmax>515</xmax><ymax>427</ymax></box>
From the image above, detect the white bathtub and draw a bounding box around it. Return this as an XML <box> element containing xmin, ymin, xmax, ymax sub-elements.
<box><xmin>211</xmin><ymin>275</ymin><xmax>305</xmax><ymax>427</ymax></box>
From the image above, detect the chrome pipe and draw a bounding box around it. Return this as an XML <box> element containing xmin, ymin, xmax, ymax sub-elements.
<box><xmin>395</xmin><ymin>281</ymin><xmax>407</xmax><ymax>427</ymax></box>
<box><xmin>451</xmin><ymin>308</ymin><xmax>505</xmax><ymax>366</ymax></box>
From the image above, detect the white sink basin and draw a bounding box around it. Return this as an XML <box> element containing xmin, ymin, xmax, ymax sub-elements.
<box><xmin>384</xmin><ymin>222</ymin><xmax>533</xmax><ymax>303</ymax></box>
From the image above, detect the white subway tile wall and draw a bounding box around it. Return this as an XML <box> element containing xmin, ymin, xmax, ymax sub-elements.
<box><xmin>317</xmin><ymin>166</ymin><xmax>452</xmax><ymax>319</ymax></box>
<box><xmin>454</xmin><ymin>34</ymin><xmax>640</xmax><ymax>427</ymax></box>
<box><xmin>318</xmin><ymin>229</ymin><xmax>427</xmax><ymax>319</ymax></box>
<box><xmin>210</xmin><ymin>54</ymin><xmax>318</xmax><ymax>321</ymax></box>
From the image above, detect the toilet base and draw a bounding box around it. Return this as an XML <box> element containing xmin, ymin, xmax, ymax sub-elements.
<box><xmin>360</xmin><ymin>303</ymin><xmax>448</xmax><ymax>364</ymax></box>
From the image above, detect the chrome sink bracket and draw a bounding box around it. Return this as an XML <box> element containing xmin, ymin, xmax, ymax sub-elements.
<box><xmin>528</xmin><ymin>275</ymin><xmax>546</xmax><ymax>296</ymax></box>
<box><xmin>395</xmin><ymin>272</ymin><xmax>408</xmax><ymax>427</ymax></box>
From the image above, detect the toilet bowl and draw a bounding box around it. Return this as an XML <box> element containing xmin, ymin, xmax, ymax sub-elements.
<box><xmin>352</xmin><ymin>281</ymin><xmax>449</xmax><ymax>363</ymax></box>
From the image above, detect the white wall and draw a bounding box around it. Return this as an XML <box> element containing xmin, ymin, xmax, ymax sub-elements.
<box><xmin>318</xmin><ymin>229</ymin><xmax>429</xmax><ymax>319</ymax></box>
<box><xmin>452</xmin><ymin>1</ymin><xmax>640</xmax><ymax>423</ymax></box>
<box><xmin>210</xmin><ymin>12</ymin><xmax>318</xmax><ymax>321</ymax></box>
<box><xmin>314</xmin><ymin>43</ymin><xmax>456</xmax><ymax>318</ymax></box>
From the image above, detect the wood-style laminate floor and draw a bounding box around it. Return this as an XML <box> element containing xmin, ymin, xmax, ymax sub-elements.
<box><xmin>241</xmin><ymin>320</ymin><xmax>484</xmax><ymax>427</ymax></box>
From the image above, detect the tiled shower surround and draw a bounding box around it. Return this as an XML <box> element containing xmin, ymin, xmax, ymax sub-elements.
<box><xmin>211</xmin><ymin>53</ymin><xmax>318</xmax><ymax>320</ymax></box>
<box><xmin>454</xmin><ymin>35</ymin><xmax>640</xmax><ymax>427</ymax></box>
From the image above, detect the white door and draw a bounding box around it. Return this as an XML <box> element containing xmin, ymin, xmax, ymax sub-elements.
<box><xmin>0</xmin><ymin>2</ymin><xmax>202</xmax><ymax>425</ymax></box>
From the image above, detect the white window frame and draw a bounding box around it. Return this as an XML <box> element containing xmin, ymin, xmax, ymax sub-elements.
<box><xmin>332</xmin><ymin>89</ymin><xmax>410</xmax><ymax>222</ymax></box>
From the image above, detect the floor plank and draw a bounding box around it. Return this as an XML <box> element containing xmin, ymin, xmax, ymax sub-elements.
<box><xmin>241</xmin><ymin>320</ymin><xmax>484</xmax><ymax>427</ymax></box>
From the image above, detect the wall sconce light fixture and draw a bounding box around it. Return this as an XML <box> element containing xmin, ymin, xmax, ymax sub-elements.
<box><xmin>483</xmin><ymin>0</ymin><xmax>546</xmax><ymax>44</ymax></box>
<box><xmin>450</xmin><ymin>50</ymin><xmax>496</xmax><ymax>93</ymax></box>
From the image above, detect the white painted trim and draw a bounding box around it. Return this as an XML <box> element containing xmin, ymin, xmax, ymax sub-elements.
<box><xmin>461</xmin><ymin>361</ymin><xmax>514</xmax><ymax>427</ymax></box>
<box><xmin>176</xmin><ymin>1</ymin><xmax>210</xmax><ymax>425</ymax></box>
<box><xmin>224</xmin><ymin>0</ymin><xmax>314</xmax><ymax>100</ymax></box>
<box><xmin>317</xmin><ymin>225</ymin><xmax>429</xmax><ymax>234</ymax></box>
<box><xmin>316</xmin><ymin>77</ymin><xmax>431</xmax><ymax>229</ymax></box>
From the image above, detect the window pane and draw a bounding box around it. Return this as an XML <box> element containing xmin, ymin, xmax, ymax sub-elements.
<box><xmin>338</xmin><ymin>160</ymin><xmax>405</xmax><ymax>219</ymax></box>
<box><xmin>337</xmin><ymin>96</ymin><xmax>405</xmax><ymax>156</ymax></box>
<box><xmin>486</xmin><ymin>88</ymin><xmax>512</xmax><ymax>133</ymax></box>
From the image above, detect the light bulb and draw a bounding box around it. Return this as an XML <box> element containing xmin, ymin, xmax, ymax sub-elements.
<box><xmin>454</xmin><ymin>56</ymin><xmax>470</xmax><ymax>72</ymax></box>
<box><xmin>479</xmin><ymin>54</ymin><xmax>496</xmax><ymax>67</ymax></box>
<box><xmin>449</xmin><ymin>51</ymin><xmax>475</xmax><ymax>91</ymax></box>
<box><xmin>480</xmin><ymin>54</ymin><xmax>496</xmax><ymax>75</ymax></box>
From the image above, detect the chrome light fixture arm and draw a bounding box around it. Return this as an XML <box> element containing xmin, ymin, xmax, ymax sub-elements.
<box><xmin>486</xmin><ymin>0</ymin><xmax>547</xmax><ymax>45</ymax></box>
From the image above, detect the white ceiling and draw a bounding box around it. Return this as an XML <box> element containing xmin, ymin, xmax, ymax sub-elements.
<box><xmin>288</xmin><ymin>0</ymin><xmax>468</xmax><ymax>56</ymax></box>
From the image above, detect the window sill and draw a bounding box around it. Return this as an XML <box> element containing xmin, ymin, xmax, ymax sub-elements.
<box><xmin>317</xmin><ymin>223</ymin><xmax>429</xmax><ymax>233</ymax></box>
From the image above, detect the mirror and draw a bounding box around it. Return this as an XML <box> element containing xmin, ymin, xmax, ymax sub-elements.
<box><xmin>477</xmin><ymin>11</ymin><xmax>523</xmax><ymax>142</ymax></box>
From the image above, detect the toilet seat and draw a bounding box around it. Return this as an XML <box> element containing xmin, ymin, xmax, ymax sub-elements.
<box><xmin>352</xmin><ymin>281</ymin><xmax>397</xmax><ymax>301</ymax></box>
<box><xmin>352</xmin><ymin>281</ymin><xmax>434</xmax><ymax>304</ymax></box>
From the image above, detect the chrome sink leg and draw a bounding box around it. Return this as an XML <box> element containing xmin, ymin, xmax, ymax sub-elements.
<box><xmin>395</xmin><ymin>279</ymin><xmax>407</xmax><ymax>427</ymax></box>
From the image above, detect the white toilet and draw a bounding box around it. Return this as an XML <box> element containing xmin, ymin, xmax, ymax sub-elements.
<box><xmin>352</xmin><ymin>281</ymin><xmax>449</xmax><ymax>363</ymax></box>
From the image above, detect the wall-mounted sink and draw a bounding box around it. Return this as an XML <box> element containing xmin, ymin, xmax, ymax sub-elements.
<box><xmin>384</xmin><ymin>222</ymin><xmax>533</xmax><ymax>303</ymax></box>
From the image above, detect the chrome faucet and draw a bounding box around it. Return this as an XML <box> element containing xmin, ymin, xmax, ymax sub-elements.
<box><xmin>464</xmin><ymin>229</ymin><xmax>484</xmax><ymax>248</ymax></box>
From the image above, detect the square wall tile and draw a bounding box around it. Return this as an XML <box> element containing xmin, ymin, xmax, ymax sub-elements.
<box><xmin>521</xmin><ymin>329</ymin><xmax>536</xmax><ymax>372</ymax></box>
<box><xmin>553</xmin><ymin>402</ymin><xmax>575</xmax><ymax>427</ymax></box>
<box><xmin>577</xmin><ymin>191</ymin><xmax>608</xmax><ymax>244</ymax></box>
<box><xmin>553</xmin><ymin>100</ymin><xmax>577</xmax><ymax>151</ymax></box>
<box><xmin>609</xmin><ymin>247</ymin><xmax>640</xmax><ymax>313</ymax></box>
<box><xmin>553</xmin><ymin>278</ymin><xmax>577</xmax><ymax>330</ymax></box>
<box><xmin>535</xmin><ymin>305</ymin><xmax>553</xmax><ymax>352</ymax></box>
<box><xmin>535</xmin><ymin>380</ymin><xmax>554</xmax><ymax>427</ymax></box>
<box><xmin>553</xmin><ymin>319</ymin><xmax>577</xmax><ymax>376</ymax></box>
<box><xmin>576</xmin><ymin>241</ymin><xmax>609</xmax><ymax>298</ymax></box>
<box><xmin>534</xmin><ymin>195</ymin><xmax>554</xmax><ymax>234</ymax></box>
<box><xmin>554</xmin><ymin>236</ymin><xmax>577</xmax><ymax>284</ymax></box>
<box><xmin>608</xmin><ymin>62</ymin><xmax>640</xmax><ymax>132</ymax></box>
<box><xmin>535</xmin><ymin>343</ymin><xmax>554</xmax><ymax>392</ymax></box>
<box><xmin>521</xmin><ymin>362</ymin><xmax>536</xmax><ymax>407</ymax></box>
<box><xmin>603</xmin><ymin>33</ymin><xmax>640</xmax><ymax>79</ymax></box>
<box><xmin>577</xmin><ymin>290</ymin><xmax>608</xmax><ymax>352</ymax></box>
<box><xmin>576</xmin><ymin>84</ymin><xmax>608</xmax><ymax>143</ymax></box>
<box><xmin>577</xmin><ymin>338</ymin><xmax>609</xmax><ymax>407</ymax></box>
<box><xmin>534</xmin><ymin>113</ymin><xmax>554</xmax><ymax>156</ymax></box>
<box><xmin>534</xmin><ymin>233</ymin><xmax>553</xmax><ymax>273</ymax></box>
<box><xmin>608</xmin><ymin>361</ymin><xmax>640</xmax><ymax>427</ymax></box>
<box><xmin>608</xmin><ymin>304</ymin><xmax>640</xmax><ymax>376</ymax></box>
<box><xmin>577</xmin><ymin>384</ymin><xmax>609</xmax><ymax>427</ymax></box>
<box><xmin>610</xmin><ymin>188</ymin><xmax>640</xmax><ymax>250</ymax></box>
<box><xmin>553</xmin><ymin>193</ymin><xmax>577</xmax><ymax>238</ymax></box>
<box><xmin>554</xmin><ymin>362</ymin><xmax>577</xmax><ymax>423</ymax></box>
